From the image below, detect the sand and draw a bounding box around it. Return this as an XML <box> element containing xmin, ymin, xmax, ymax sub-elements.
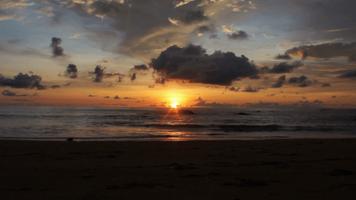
<box><xmin>0</xmin><ymin>139</ymin><xmax>356</xmax><ymax>200</ymax></box>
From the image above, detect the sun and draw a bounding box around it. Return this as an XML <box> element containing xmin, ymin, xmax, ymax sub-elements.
<box><xmin>164</xmin><ymin>90</ymin><xmax>187</xmax><ymax>110</ymax></box>
<box><xmin>170</xmin><ymin>97</ymin><xmax>180</xmax><ymax>109</ymax></box>
<box><xmin>165</xmin><ymin>91</ymin><xmax>184</xmax><ymax>109</ymax></box>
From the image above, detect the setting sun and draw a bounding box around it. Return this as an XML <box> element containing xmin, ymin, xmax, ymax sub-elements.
<box><xmin>170</xmin><ymin>97</ymin><xmax>180</xmax><ymax>109</ymax></box>
<box><xmin>166</xmin><ymin>90</ymin><xmax>185</xmax><ymax>109</ymax></box>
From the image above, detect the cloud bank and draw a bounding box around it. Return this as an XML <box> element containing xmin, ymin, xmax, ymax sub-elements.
<box><xmin>150</xmin><ymin>44</ymin><xmax>257</xmax><ymax>85</ymax></box>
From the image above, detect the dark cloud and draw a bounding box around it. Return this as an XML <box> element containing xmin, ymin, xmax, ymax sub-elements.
<box><xmin>49</xmin><ymin>83</ymin><xmax>72</xmax><ymax>89</ymax></box>
<box><xmin>267</xmin><ymin>61</ymin><xmax>303</xmax><ymax>74</ymax></box>
<box><xmin>286</xmin><ymin>42</ymin><xmax>356</xmax><ymax>62</ymax></box>
<box><xmin>39</xmin><ymin>0</ymin><xmax>224</xmax><ymax>59</ymax></box>
<box><xmin>275</xmin><ymin>54</ymin><xmax>292</xmax><ymax>60</ymax></box>
<box><xmin>321</xmin><ymin>83</ymin><xmax>331</xmax><ymax>87</ymax></box>
<box><xmin>271</xmin><ymin>75</ymin><xmax>286</xmax><ymax>88</ymax></box>
<box><xmin>128</xmin><ymin>64</ymin><xmax>149</xmax><ymax>81</ymax></box>
<box><xmin>150</xmin><ymin>44</ymin><xmax>258</xmax><ymax>85</ymax></box>
<box><xmin>89</xmin><ymin>65</ymin><xmax>125</xmax><ymax>83</ymax></box>
<box><xmin>339</xmin><ymin>70</ymin><xmax>356</xmax><ymax>78</ymax></box>
<box><xmin>50</xmin><ymin>37</ymin><xmax>64</xmax><ymax>57</ymax></box>
<box><xmin>123</xmin><ymin>97</ymin><xmax>135</xmax><ymax>100</ymax></box>
<box><xmin>227</xmin><ymin>31</ymin><xmax>249</xmax><ymax>40</ymax></box>
<box><xmin>9</xmin><ymin>0</ymin><xmax>248</xmax><ymax>63</ymax></box>
<box><xmin>195</xmin><ymin>24</ymin><xmax>218</xmax><ymax>38</ymax></box>
<box><xmin>180</xmin><ymin>9</ymin><xmax>208</xmax><ymax>24</ymax></box>
<box><xmin>1</xmin><ymin>89</ymin><xmax>29</xmax><ymax>97</ymax></box>
<box><xmin>229</xmin><ymin>86</ymin><xmax>240</xmax><ymax>92</ymax></box>
<box><xmin>2</xmin><ymin>89</ymin><xmax>16</xmax><ymax>97</ymax></box>
<box><xmin>0</xmin><ymin>73</ymin><xmax>45</xmax><ymax>89</ymax></box>
<box><xmin>288</xmin><ymin>75</ymin><xmax>312</xmax><ymax>87</ymax></box>
<box><xmin>194</xmin><ymin>97</ymin><xmax>207</xmax><ymax>106</ymax></box>
<box><xmin>65</xmin><ymin>64</ymin><xmax>78</xmax><ymax>79</ymax></box>
<box><xmin>130</xmin><ymin>73</ymin><xmax>137</xmax><ymax>81</ymax></box>
<box><xmin>196</xmin><ymin>25</ymin><xmax>213</xmax><ymax>33</ymax></box>
<box><xmin>91</xmin><ymin>65</ymin><xmax>105</xmax><ymax>82</ymax></box>
<box><xmin>243</xmin><ymin>86</ymin><xmax>260</xmax><ymax>93</ymax></box>
<box><xmin>295</xmin><ymin>100</ymin><xmax>324</xmax><ymax>107</ymax></box>
<box><xmin>155</xmin><ymin>77</ymin><xmax>166</xmax><ymax>84</ymax></box>
<box><xmin>133</xmin><ymin>64</ymin><xmax>149</xmax><ymax>71</ymax></box>
<box><xmin>50</xmin><ymin>85</ymin><xmax>61</xmax><ymax>89</ymax></box>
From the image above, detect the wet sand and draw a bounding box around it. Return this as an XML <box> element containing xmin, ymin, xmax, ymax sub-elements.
<box><xmin>0</xmin><ymin>139</ymin><xmax>356</xmax><ymax>200</ymax></box>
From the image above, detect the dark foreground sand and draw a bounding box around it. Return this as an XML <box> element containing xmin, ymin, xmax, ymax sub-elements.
<box><xmin>0</xmin><ymin>139</ymin><xmax>356</xmax><ymax>200</ymax></box>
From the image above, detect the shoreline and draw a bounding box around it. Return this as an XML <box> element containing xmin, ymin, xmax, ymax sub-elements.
<box><xmin>0</xmin><ymin>135</ymin><xmax>356</xmax><ymax>142</ymax></box>
<box><xmin>1</xmin><ymin>139</ymin><xmax>356</xmax><ymax>199</ymax></box>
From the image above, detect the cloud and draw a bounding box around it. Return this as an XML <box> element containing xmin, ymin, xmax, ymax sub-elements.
<box><xmin>89</xmin><ymin>65</ymin><xmax>125</xmax><ymax>83</ymax></box>
<box><xmin>339</xmin><ymin>70</ymin><xmax>356</xmax><ymax>78</ymax></box>
<box><xmin>288</xmin><ymin>75</ymin><xmax>312</xmax><ymax>87</ymax></box>
<box><xmin>242</xmin><ymin>86</ymin><xmax>260</xmax><ymax>92</ymax></box>
<box><xmin>35</xmin><ymin>0</ymin><xmax>252</xmax><ymax>60</ymax></box>
<box><xmin>133</xmin><ymin>64</ymin><xmax>149</xmax><ymax>71</ymax></box>
<box><xmin>271</xmin><ymin>75</ymin><xmax>286</xmax><ymax>88</ymax></box>
<box><xmin>321</xmin><ymin>83</ymin><xmax>331</xmax><ymax>87</ymax></box>
<box><xmin>65</xmin><ymin>64</ymin><xmax>78</xmax><ymax>79</ymax></box>
<box><xmin>58</xmin><ymin>0</ymin><xmax>210</xmax><ymax>59</ymax></box>
<box><xmin>155</xmin><ymin>77</ymin><xmax>166</xmax><ymax>84</ymax></box>
<box><xmin>2</xmin><ymin>89</ymin><xmax>16</xmax><ymax>96</ymax></box>
<box><xmin>227</xmin><ymin>31</ymin><xmax>249</xmax><ymax>40</ymax></box>
<box><xmin>130</xmin><ymin>73</ymin><xmax>136</xmax><ymax>81</ymax></box>
<box><xmin>226</xmin><ymin>0</ymin><xmax>256</xmax><ymax>12</ymax></box>
<box><xmin>179</xmin><ymin>9</ymin><xmax>208</xmax><ymax>24</ymax></box>
<box><xmin>196</xmin><ymin>25</ymin><xmax>213</xmax><ymax>33</ymax></box>
<box><xmin>175</xmin><ymin>0</ymin><xmax>196</xmax><ymax>8</ymax></box>
<box><xmin>0</xmin><ymin>73</ymin><xmax>45</xmax><ymax>89</ymax></box>
<box><xmin>194</xmin><ymin>96</ymin><xmax>207</xmax><ymax>106</ymax></box>
<box><xmin>221</xmin><ymin>25</ymin><xmax>249</xmax><ymax>40</ymax></box>
<box><xmin>1</xmin><ymin>89</ymin><xmax>29</xmax><ymax>97</ymax></box>
<box><xmin>150</xmin><ymin>44</ymin><xmax>258</xmax><ymax>85</ymax></box>
<box><xmin>229</xmin><ymin>86</ymin><xmax>240</xmax><ymax>92</ymax></box>
<box><xmin>275</xmin><ymin>54</ymin><xmax>292</xmax><ymax>60</ymax></box>
<box><xmin>50</xmin><ymin>85</ymin><xmax>61</xmax><ymax>89</ymax></box>
<box><xmin>267</xmin><ymin>61</ymin><xmax>303</xmax><ymax>74</ymax></box>
<box><xmin>90</xmin><ymin>65</ymin><xmax>105</xmax><ymax>82</ymax></box>
<box><xmin>270</xmin><ymin>75</ymin><xmax>317</xmax><ymax>88</ymax></box>
<box><xmin>50</xmin><ymin>37</ymin><xmax>64</xmax><ymax>57</ymax></box>
<box><xmin>128</xmin><ymin>64</ymin><xmax>149</xmax><ymax>82</ymax></box>
<box><xmin>0</xmin><ymin>0</ymin><xmax>33</xmax><ymax>21</ymax></box>
<box><xmin>195</xmin><ymin>24</ymin><xmax>216</xmax><ymax>37</ymax></box>
<box><xmin>286</xmin><ymin>42</ymin><xmax>356</xmax><ymax>62</ymax></box>
<box><xmin>222</xmin><ymin>25</ymin><xmax>234</xmax><ymax>33</ymax></box>
<box><xmin>168</xmin><ymin>17</ymin><xmax>181</xmax><ymax>26</ymax></box>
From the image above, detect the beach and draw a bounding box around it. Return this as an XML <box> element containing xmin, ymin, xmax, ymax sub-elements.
<box><xmin>0</xmin><ymin>139</ymin><xmax>355</xmax><ymax>200</ymax></box>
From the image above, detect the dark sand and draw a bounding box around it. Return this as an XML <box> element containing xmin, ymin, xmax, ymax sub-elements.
<box><xmin>0</xmin><ymin>139</ymin><xmax>356</xmax><ymax>200</ymax></box>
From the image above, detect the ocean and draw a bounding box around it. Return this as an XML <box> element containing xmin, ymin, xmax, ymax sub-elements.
<box><xmin>0</xmin><ymin>106</ymin><xmax>355</xmax><ymax>141</ymax></box>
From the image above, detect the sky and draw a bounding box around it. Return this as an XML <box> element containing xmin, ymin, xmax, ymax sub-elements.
<box><xmin>0</xmin><ymin>0</ymin><xmax>356</xmax><ymax>108</ymax></box>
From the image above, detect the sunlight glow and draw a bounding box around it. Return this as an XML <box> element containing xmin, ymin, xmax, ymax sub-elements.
<box><xmin>170</xmin><ymin>97</ymin><xmax>180</xmax><ymax>109</ymax></box>
<box><xmin>166</xmin><ymin>91</ymin><xmax>184</xmax><ymax>109</ymax></box>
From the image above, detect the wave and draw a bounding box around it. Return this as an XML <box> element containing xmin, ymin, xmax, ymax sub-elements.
<box><xmin>103</xmin><ymin>122</ymin><xmax>354</xmax><ymax>132</ymax></box>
